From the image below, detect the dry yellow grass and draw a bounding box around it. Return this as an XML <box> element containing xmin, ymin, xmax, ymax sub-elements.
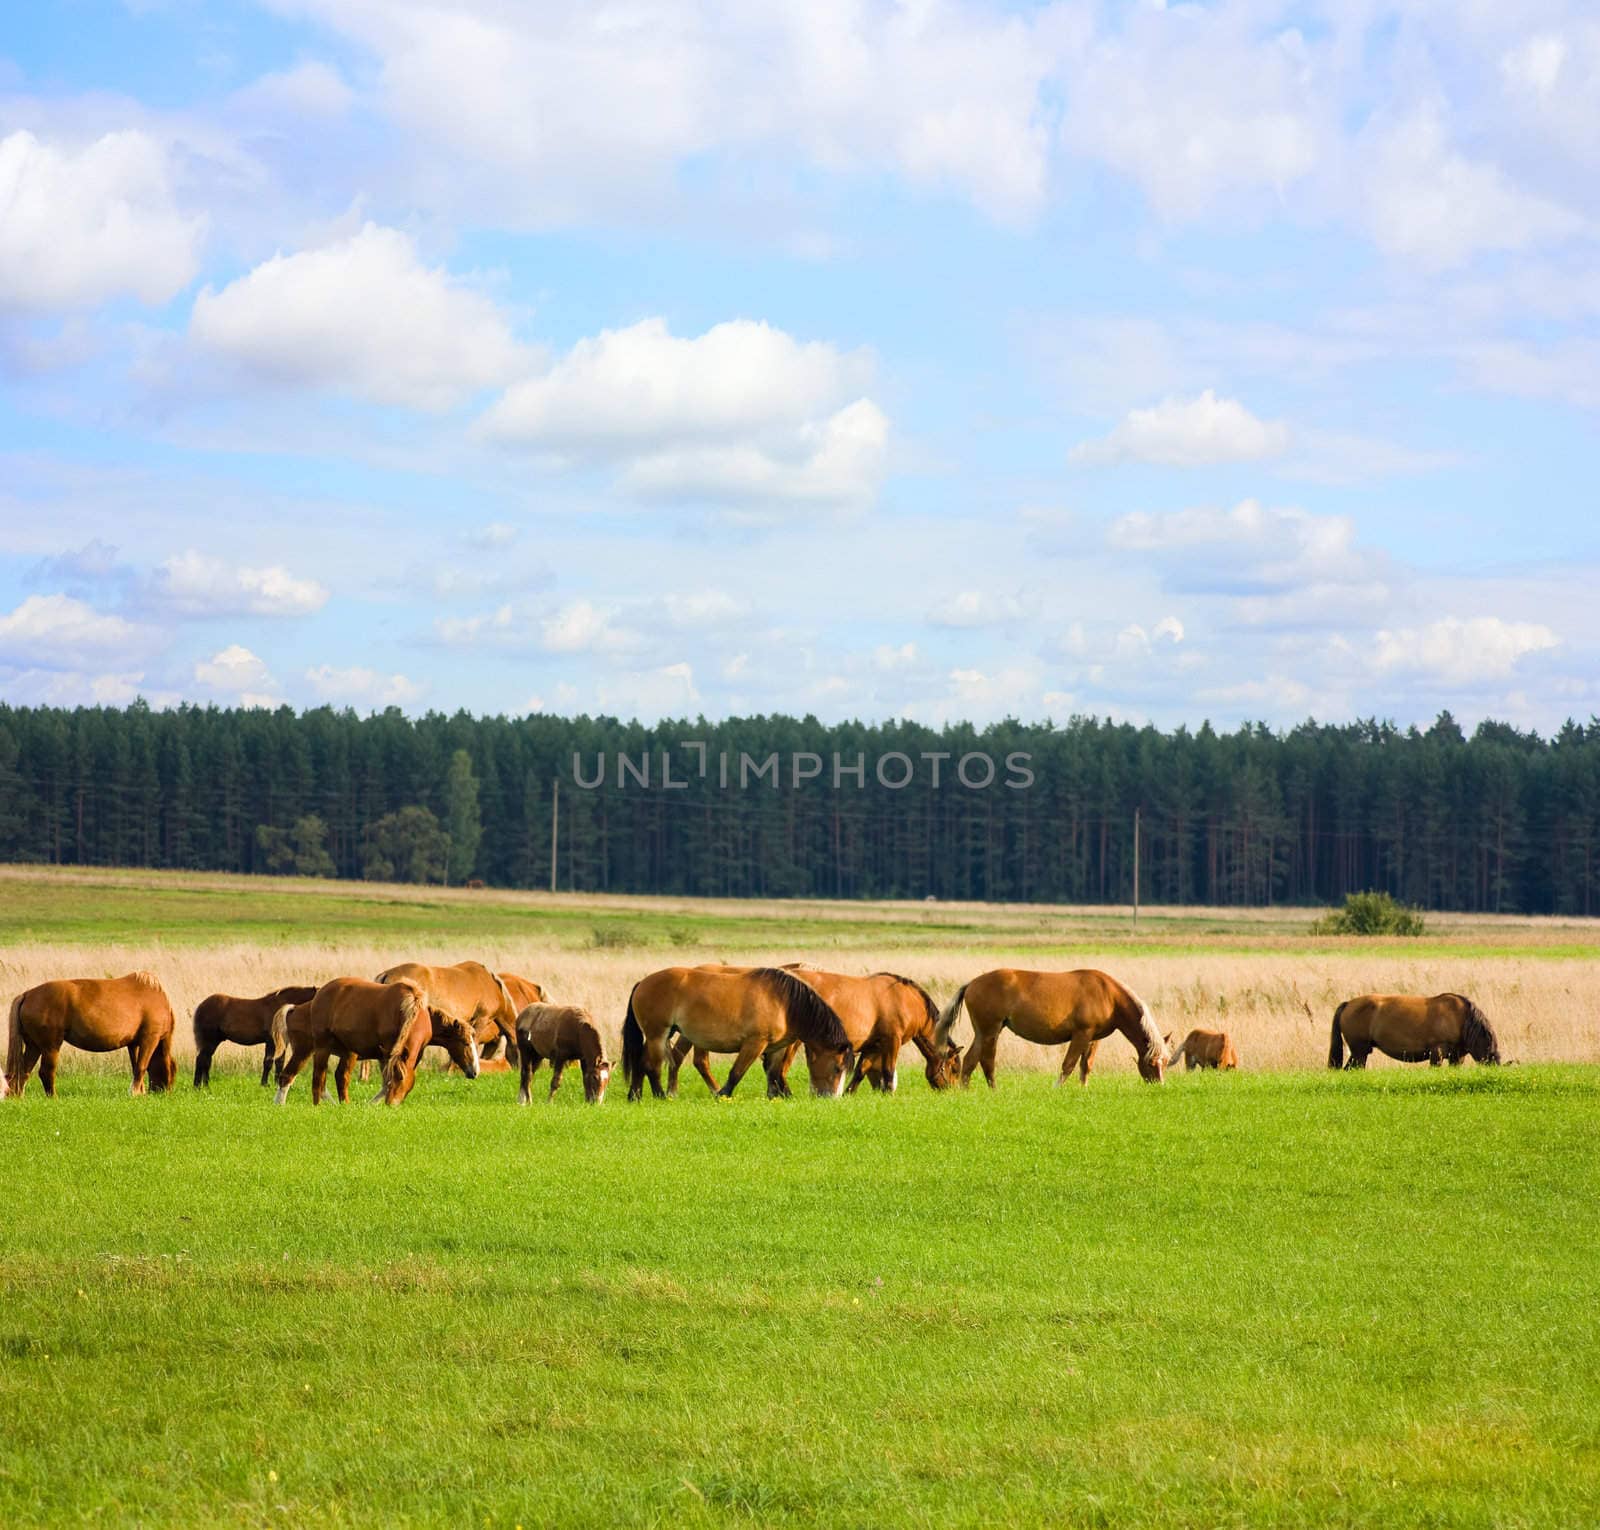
<box><xmin>5</xmin><ymin>934</ymin><xmax>1596</xmax><ymax>1080</ymax></box>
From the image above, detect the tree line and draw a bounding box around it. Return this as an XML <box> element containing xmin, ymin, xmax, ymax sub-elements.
<box><xmin>1</xmin><ymin>701</ymin><xmax>1598</xmax><ymax>913</ymax></box>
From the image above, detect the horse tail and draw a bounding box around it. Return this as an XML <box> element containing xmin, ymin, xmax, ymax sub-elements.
<box><xmin>1328</xmin><ymin>1002</ymin><xmax>1347</xmax><ymax>1069</ymax></box>
<box><xmin>4</xmin><ymin>992</ymin><xmax>24</xmax><ymax>1094</ymax></box>
<box><xmin>621</xmin><ymin>984</ymin><xmax>644</xmax><ymax>1091</ymax></box>
<box><xmin>934</xmin><ymin>983</ymin><xmax>969</xmax><ymax>1050</ymax></box>
<box><xmin>269</xmin><ymin>1003</ymin><xmax>292</xmax><ymax>1064</ymax></box>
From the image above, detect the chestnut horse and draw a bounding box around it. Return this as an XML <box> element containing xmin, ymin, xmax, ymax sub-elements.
<box><xmin>6</xmin><ymin>972</ymin><xmax>178</xmax><ymax>1098</ymax></box>
<box><xmin>193</xmin><ymin>985</ymin><xmax>317</xmax><ymax>1087</ymax></box>
<box><xmin>375</xmin><ymin>960</ymin><xmax>519</xmax><ymax>1052</ymax></box>
<box><xmin>1164</xmin><ymin>1028</ymin><xmax>1239</xmax><ymax>1071</ymax></box>
<box><xmin>516</xmin><ymin>1003</ymin><xmax>611</xmax><ymax>1104</ymax></box>
<box><xmin>936</xmin><ymin>968</ymin><xmax>1166</xmax><ymax>1087</ymax></box>
<box><xmin>623</xmin><ymin>966</ymin><xmax>853</xmax><ymax>1100</ymax></box>
<box><xmin>1330</xmin><ymin>993</ymin><xmax>1501</xmax><ymax>1068</ymax></box>
<box><xmin>768</xmin><ymin>968</ymin><xmax>959</xmax><ymax>1095</ymax></box>
<box><xmin>272</xmin><ymin>978</ymin><xmax>480</xmax><ymax>1105</ymax></box>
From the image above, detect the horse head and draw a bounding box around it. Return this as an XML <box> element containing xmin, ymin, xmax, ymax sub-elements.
<box><xmin>583</xmin><ymin>1053</ymin><xmax>612</xmax><ymax>1105</ymax></box>
<box><xmin>435</xmin><ymin>1009</ymin><xmax>481</xmax><ymax>1079</ymax></box>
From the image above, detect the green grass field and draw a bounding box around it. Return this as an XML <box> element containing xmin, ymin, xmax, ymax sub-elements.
<box><xmin>3</xmin><ymin>1065</ymin><xmax>1597</xmax><ymax>1527</ymax></box>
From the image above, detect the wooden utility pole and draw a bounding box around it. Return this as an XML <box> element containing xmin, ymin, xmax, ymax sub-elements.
<box><xmin>549</xmin><ymin>778</ymin><xmax>559</xmax><ymax>893</ymax></box>
<box><xmin>1133</xmin><ymin>806</ymin><xmax>1141</xmax><ymax>928</ymax></box>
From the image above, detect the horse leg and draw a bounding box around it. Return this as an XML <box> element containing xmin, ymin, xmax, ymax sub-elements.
<box><xmin>666</xmin><ymin>1036</ymin><xmax>689</xmax><ymax>1097</ymax></box>
<box><xmin>258</xmin><ymin>1044</ymin><xmax>277</xmax><ymax>1087</ymax></box>
<box><xmin>38</xmin><ymin>1045</ymin><xmax>59</xmax><ymax>1097</ymax></box>
<box><xmin>311</xmin><ymin>1047</ymin><xmax>332</xmax><ymax>1105</ymax></box>
<box><xmin>1079</xmin><ymin>1039</ymin><xmax>1101</xmax><ymax>1085</ymax></box>
<box><xmin>1058</xmin><ymin>1038</ymin><xmax>1084</xmax><ymax>1087</ymax></box>
<box><xmin>127</xmin><ymin>1038</ymin><xmax>151</xmax><ymax>1097</ymax></box>
<box><xmin>642</xmin><ymin>1032</ymin><xmax>668</xmax><ymax>1099</ymax></box>
<box><xmin>1344</xmin><ymin>1045</ymin><xmax>1370</xmax><ymax>1070</ymax></box>
<box><xmin>548</xmin><ymin>1059</ymin><xmax>567</xmax><ymax>1099</ymax></box>
<box><xmin>274</xmin><ymin>1042</ymin><xmax>311</xmax><ymax>1103</ymax></box>
<box><xmin>8</xmin><ymin>1038</ymin><xmax>41</xmax><ymax>1097</ymax></box>
<box><xmin>763</xmin><ymin>1043</ymin><xmax>794</xmax><ymax>1099</ymax></box>
<box><xmin>691</xmin><ymin>1048</ymin><xmax>720</xmax><ymax>1094</ymax></box>
<box><xmin>845</xmin><ymin>1051</ymin><xmax>869</xmax><ymax>1093</ymax></box>
<box><xmin>974</xmin><ymin>1028</ymin><xmax>1000</xmax><ymax>1089</ymax></box>
<box><xmin>519</xmin><ymin>1049</ymin><xmax>540</xmax><ymax>1105</ymax></box>
<box><xmin>357</xmin><ymin>1059</ymin><xmax>372</xmax><ymax>1084</ymax></box>
<box><xmin>194</xmin><ymin>1035</ymin><xmax>219</xmax><ymax>1088</ymax></box>
<box><xmin>1428</xmin><ymin>1046</ymin><xmax>1444</xmax><ymax>1066</ymax></box>
<box><xmin>334</xmin><ymin>1053</ymin><xmax>355</xmax><ymax>1103</ymax></box>
<box><xmin>719</xmin><ymin>1038</ymin><xmax>766</xmax><ymax>1098</ymax></box>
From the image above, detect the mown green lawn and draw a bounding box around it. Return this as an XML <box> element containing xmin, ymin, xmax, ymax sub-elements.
<box><xmin>2</xmin><ymin>1065</ymin><xmax>1596</xmax><ymax>1526</ymax></box>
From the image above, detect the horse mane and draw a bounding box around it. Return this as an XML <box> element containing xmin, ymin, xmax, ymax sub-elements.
<box><xmin>576</xmin><ymin>1014</ymin><xmax>608</xmax><ymax>1069</ymax></box>
<box><xmin>753</xmin><ymin>967</ymin><xmax>851</xmax><ymax>1051</ymax></box>
<box><xmin>382</xmin><ymin>981</ymin><xmax>430</xmax><ymax>1094</ymax></box>
<box><xmin>128</xmin><ymin>970</ymin><xmax>163</xmax><ymax>991</ymax></box>
<box><xmin>1121</xmin><ymin>982</ymin><xmax>1165</xmax><ymax>1066</ymax></box>
<box><xmin>873</xmin><ymin>972</ymin><xmax>940</xmax><ymax>1034</ymax></box>
<box><xmin>1449</xmin><ymin>993</ymin><xmax>1501</xmax><ymax>1063</ymax></box>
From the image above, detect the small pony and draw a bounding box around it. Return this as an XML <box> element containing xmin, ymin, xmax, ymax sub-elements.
<box><xmin>516</xmin><ymin>1003</ymin><xmax>611</xmax><ymax>1104</ymax></box>
<box><xmin>1164</xmin><ymin>1029</ymin><xmax>1239</xmax><ymax>1070</ymax></box>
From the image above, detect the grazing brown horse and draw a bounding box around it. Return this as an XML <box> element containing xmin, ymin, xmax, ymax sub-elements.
<box><xmin>766</xmin><ymin>969</ymin><xmax>960</xmax><ymax>1095</ymax></box>
<box><xmin>936</xmin><ymin>968</ymin><xmax>1166</xmax><ymax>1087</ymax></box>
<box><xmin>516</xmin><ymin>1003</ymin><xmax>611</xmax><ymax>1104</ymax></box>
<box><xmin>1330</xmin><ymin>993</ymin><xmax>1501</xmax><ymax>1069</ymax></box>
<box><xmin>1164</xmin><ymin>1028</ymin><xmax>1239</xmax><ymax>1071</ymax></box>
<box><xmin>623</xmin><ymin>966</ymin><xmax>853</xmax><ymax>1100</ymax></box>
<box><xmin>192</xmin><ymin>985</ymin><xmax>318</xmax><ymax>1087</ymax></box>
<box><xmin>375</xmin><ymin>960</ymin><xmax>519</xmax><ymax>1051</ymax></box>
<box><xmin>272</xmin><ymin>978</ymin><xmax>480</xmax><ymax>1105</ymax></box>
<box><xmin>6</xmin><ymin>972</ymin><xmax>178</xmax><ymax>1098</ymax></box>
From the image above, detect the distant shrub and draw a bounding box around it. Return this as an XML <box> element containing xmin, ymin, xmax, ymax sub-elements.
<box><xmin>587</xmin><ymin>922</ymin><xmax>641</xmax><ymax>949</ymax></box>
<box><xmin>1312</xmin><ymin>890</ymin><xmax>1426</xmax><ymax>937</ymax></box>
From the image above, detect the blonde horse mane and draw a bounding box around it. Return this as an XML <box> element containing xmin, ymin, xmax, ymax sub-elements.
<box><xmin>382</xmin><ymin>981</ymin><xmax>430</xmax><ymax>1095</ymax></box>
<box><xmin>1124</xmin><ymin>984</ymin><xmax>1165</xmax><ymax>1066</ymax></box>
<box><xmin>129</xmin><ymin>970</ymin><xmax>164</xmax><ymax>992</ymax></box>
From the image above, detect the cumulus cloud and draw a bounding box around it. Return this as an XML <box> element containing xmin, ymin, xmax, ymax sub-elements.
<box><xmin>152</xmin><ymin>550</ymin><xmax>329</xmax><ymax>617</ymax></box>
<box><xmin>0</xmin><ymin>130</ymin><xmax>204</xmax><ymax>311</ymax></box>
<box><xmin>0</xmin><ymin>594</ymin><xmax>148</xmax><ymax>667</ymax></box>
<box><xmin>591</xmin><ymin>662</ymin><xmax>700</xmax><ymax>721</ymax></box>
<box><xmin>662</xmin><ymin>591</ymin><xmax>748</xmax><ymax>629</ymax></box>
<box><xmin>304</xmin><ymin>664</ymin><xmax>424</xmax><ymax>707</ymax></box>
<box><xmin>190</xmin><ymin>223</ymin><xmax>527</xmax><ymax>410</ymax></box>
<box><xmin>482</xmin><ymin>318</ymin><xmax>886</xmax><ymax>506</ymax></box>
<box><xmin>1072</xmin><ymin>390</ymin><xmax>1291</xmax><ymax>468</ymax></box>
<box><xmin>929</xmin><ymin>590</ymin><xmax>1026</xmax><ymax>629</ymax></box>
<box><xmin>1370</xmin><ymin>617</ymin><xmax>1559</xmax><ymax>685</ymax></box>
<box><xmin>193</xmin><ymin>644</ymin><xmax>280</xmax><ymax>706</ymax></box>
<box><xmin>540</xmin><ymin>600</ymin><xmax>641</xmax><ymax>656</ymax></box>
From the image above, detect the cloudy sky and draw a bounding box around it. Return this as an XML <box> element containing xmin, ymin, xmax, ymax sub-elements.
<box><xmin>1</xmin><ymin>1</ymin><xmax>1596</xmax><ymax>730</ymax></box>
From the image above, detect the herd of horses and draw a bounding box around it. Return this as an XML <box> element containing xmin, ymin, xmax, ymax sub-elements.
<box><xmin>2</xmin><ymin>958</ymin><xmax>1504</xmax><ymax>1103</ymax></box>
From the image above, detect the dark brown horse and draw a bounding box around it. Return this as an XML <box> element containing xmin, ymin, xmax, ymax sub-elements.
<box><xmin>193</xmin><ymin>985</ymin><xmax>317</xmax><ymax>1086</ymax></box>
<box><xmin>272</xmin><ymin>978</ymin><xmax>480</xmax><ymax>1105</ymax></box>
<box><xmin>6</xmin><ymin>972</ymin><xmax>178</xmax><ymax>1097</ymax></box>
<box><xmin>623</xmin><ymin>966</ymin><xmax>853</xmax><ymax>1100</ymax></box>
<box><xmin>936</xmin><ymin>968</ymin><xmax>1166</xmax><ymax>1087</ymax></box>
<box><xmin>492</xmin><ymin>971</ymin><xmax>548</xmax><ymax>1061</ymax></box>
<box><xmin>1330</xmin><ymin>993</ymin><xmax>1501</xmax><ymax>1068</ymax></box>
<box><xmin>516</xmin><ymin>1003</ymin><xmax>611</xmax><ymax>1104</ymax></box>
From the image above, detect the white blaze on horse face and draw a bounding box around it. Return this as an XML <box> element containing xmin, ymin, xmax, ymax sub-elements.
<box><xmin>465</xmin><ymin>1036</ymin><xmax>481</xmax><ymax>1078</ymax></box>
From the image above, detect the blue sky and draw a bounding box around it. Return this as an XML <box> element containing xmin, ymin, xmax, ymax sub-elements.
<box><xmin>2</xmin><ymin>0</ymin><xmax>1596</xmax><ymax>730</ymax></box>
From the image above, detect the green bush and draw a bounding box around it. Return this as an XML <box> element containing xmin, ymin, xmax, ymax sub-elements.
<box><xmin>1312</xmin><ymin>890</ymin><xmax>1426</xmax><ymax>936</ymax></box>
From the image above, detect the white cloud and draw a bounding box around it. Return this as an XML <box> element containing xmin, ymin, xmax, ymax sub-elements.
<box><xmin>193</xmin><ymin>644</ymin><xmax>280</xmax><ymax>706</ymax></box>
<box><xmin>1371</xmin><ymin>617</ymin><xmax>1559</xmax><ymax>685</ymax></box>
<box><xmin>1364</xmin><ymin>107</ymin><xmax>1586</xmax><ymax>270</ymax></box>
<box><xmin>482</xmin><ymin>318</ymin><xmax>886</xmax><ymax>506</ymax></box>
<box><xmin>591</xmin><ymin>662</ymin><xmax>700</xmax><ymax>721</ymax></box>
<box><xmin>929</xmin><ymin>590</ymin><xmax>1026</xmax><ymax>629</ymax></box>
<box><xmin>540</xmin><ymin>600</ymin><xmax>640</xmax><ymax>656</ymax></box>
<box><xmin>231</xmin><ymin>61</ymin><xmax>355</xmax><ymax>119</ymax></box>
<box><xmin>1061</xmin><ymin>12</ymin><xmax>1320</xmax><ymax>220</ymax></box>
<box><xmin>0</xmin><ymin>593</ymin><xmax>146</xmax><ymax>667</ymax></box>
<box><xmin>153</xmin><ymin>550</ymin><xmax>329</xmax><ymax>617</ymax></box>
<box><xmin>1072</xmin><ymin>390</ymin><xmax>1291</xmax><ymax>468</ymax></box>
<box><xmin>0</xmin><ymin>130</ymin><xmax>204</xmax><ymax>311</ymax></box>
<box><xmin>190</xmin><ymin>223</ymin><xmax>527</xmax><ymax>410</ymax></box>
<box><xmin>1109</xmin><ymin>500</ymin><xmax>1370</xmax><ymax>603</ymax></box>
<box><xmin>263</xmin><ymin>1</ymin><xmax>1066</xmax><ymax>225</ymax></box>
<box><xmin>662</xmin><ymin>591</ymin><xmax>747</xmax><ymax>629</ymax></box>
<box><xmin>304</xmin><ymin>664</ymin><xmax>424</xmax><ymax>707</ymax></box>
<box><xmin>873</xmin><ymin>642</ymin><xmax>919</xmax><ymax>671</ymax></box>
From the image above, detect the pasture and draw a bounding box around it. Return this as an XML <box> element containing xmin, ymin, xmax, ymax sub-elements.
<box><xmin>4</xmin><ymin>865</ymin><xmax>1600</xmax><ymax>1525</ymax></box>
